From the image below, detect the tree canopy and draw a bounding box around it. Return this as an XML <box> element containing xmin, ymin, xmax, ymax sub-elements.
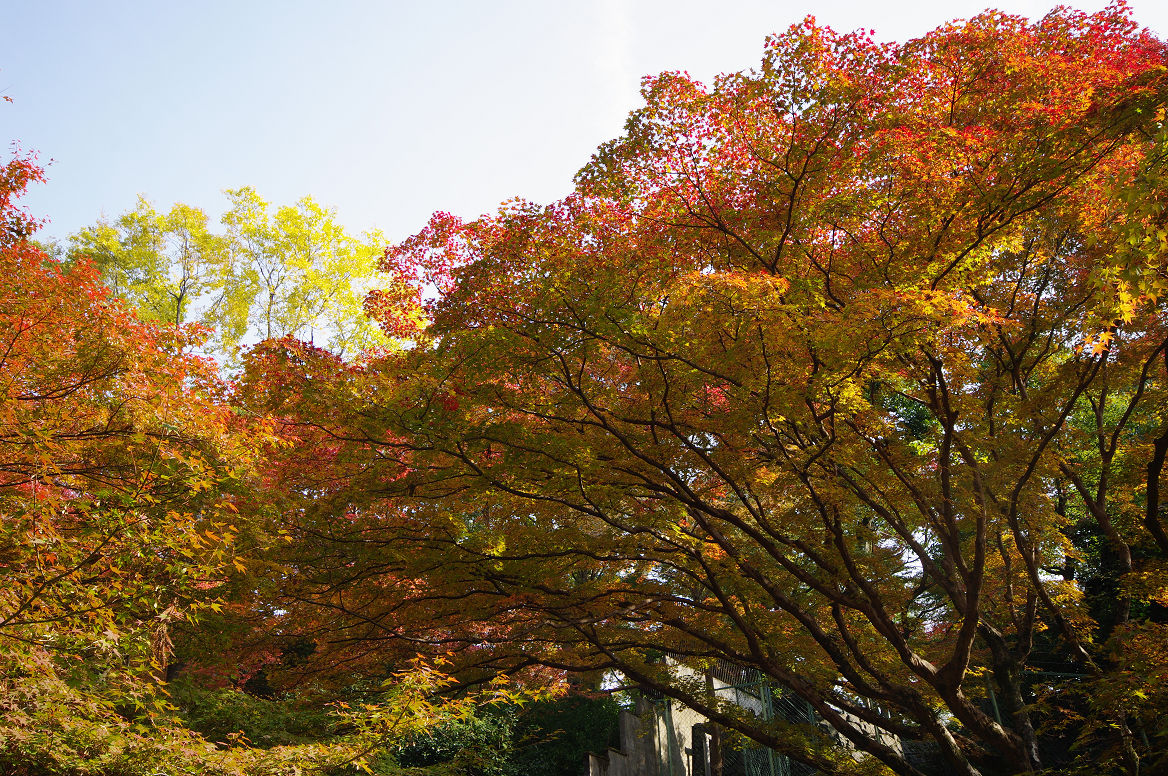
<box><xmin>287</xmin><ymin>5</ymin><xmax>1168</xmax><ymax>775</ymax></box>
<box><xmin>4</xmin><ymin>5</ymin><xmax>1168</xmax><ymax>776</ymax></box>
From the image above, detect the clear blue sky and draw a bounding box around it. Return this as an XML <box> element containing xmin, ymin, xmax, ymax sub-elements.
<box><xmin>3</xmin><ymin>1</ymin><xmax>1166</xmax><ymax>245</ymax></box>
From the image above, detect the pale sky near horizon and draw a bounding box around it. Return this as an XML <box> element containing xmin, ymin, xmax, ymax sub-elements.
<box><xmin>3</xmin><ymin>1</ymin><xmax>1167</xmax><ymax>246</ymax></box>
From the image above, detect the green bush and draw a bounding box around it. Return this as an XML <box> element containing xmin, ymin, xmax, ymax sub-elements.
<box><xmin>170</xmin><ymin>679</ymin><xmax>335</xmax><ymax>748</ymax></box>
<box><xmin>393</xmin><ymin>706</ymin><xmax>516</xmax><ymax>776</ymax></box>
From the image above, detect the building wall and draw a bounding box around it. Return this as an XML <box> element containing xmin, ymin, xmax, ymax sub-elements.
<box><xmin>584</xmin><ymin>663</ymin><xmax>904</xmax><ymax>776</ymax></box>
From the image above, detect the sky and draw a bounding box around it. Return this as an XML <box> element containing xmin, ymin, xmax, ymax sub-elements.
<box><xmin>3</xmin><ymin>0</ymin><xmax>1167</xmax><ymax>246</ymax></box>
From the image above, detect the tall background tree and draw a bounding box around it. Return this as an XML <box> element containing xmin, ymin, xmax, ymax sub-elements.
<box><xmin>221</xmin><ymin>187</ymin><xmax>389</xmax><ymax>358</ymax></box>
<box><xmin>68</xmin><ymin>197</ymin><xmax>231</xmax><ymax>329</ymax></box>
<box><xmin>69</xmin><ymin>189</ymin><xmax>390</xmax><ymax>362</ymax></box>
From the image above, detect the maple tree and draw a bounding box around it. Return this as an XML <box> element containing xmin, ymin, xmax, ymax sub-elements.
<box><xmin>0</xmin><ymin>154</ymin><xmax>498</xmax><ymax>776</ymax></box>
<box><xmin>1</xmin><ymin>149</ymin><xmax>239</xmax><ymax>764</ymax></box>
<box><xmin>1</xmin><ymin>158</ymin><xmax>249</xmax><ymax>664</ymax></box>
<box><xmin>307</xmin><ymin>5</ymin><xmax>1168</xmax><ymax>776</ymax></box>
<box><xmin>219</xmin><ymin>338</ymin><xmax>534</xmax><ymax>693</ymax></box>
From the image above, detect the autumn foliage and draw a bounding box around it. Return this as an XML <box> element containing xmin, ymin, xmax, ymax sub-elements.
<box><xmin>5</xmin><ymin>5</ymin><xmax>1168</xmax><ymax>776</ymax></box>
<box><xmin>344</xmin><ymin>5</ymin><xmax>1168</xmax><ymax>775</ymax></box>
<box><xmin>0</xmin><ymin>155</ymin><xmax>513</xmax><ymax>776</ymax></box>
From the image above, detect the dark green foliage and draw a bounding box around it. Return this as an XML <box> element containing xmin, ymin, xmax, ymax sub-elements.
<box><xmin>510</xmin><ymin>695</ymin><xmax>621</xmax><ymax>776</ymax></box>
<box><xmin>393</xmin><ymin>706</ymin><xmax>516</xmax><ymax>776</ymax></box>
<box><xmin>170</xmin><ymin>680</ymin><xmax>336</xmax><ymax>748</ymax></box>
<box><xmin>390</xmin><ymin>694</ymin><xmax>620</xmax><ymax>776</ymax></box>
